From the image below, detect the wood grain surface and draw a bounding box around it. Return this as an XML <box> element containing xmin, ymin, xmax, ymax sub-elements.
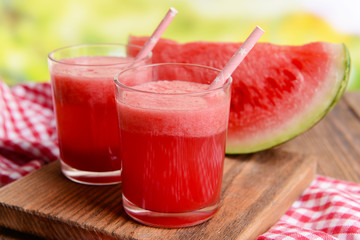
<box><xmin>281</xmin><ymin>92</ymin><xmax>360</xmax><ymax>183</ymax></box>
<box><xmin>0</xmin><ymin>150</ymin><xmax>316</xmax><ymax>240</ymax></box>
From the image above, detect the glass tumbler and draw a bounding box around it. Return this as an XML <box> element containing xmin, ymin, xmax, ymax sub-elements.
<box><xmin>48</xmin><ymin>43</ymin><xmax>151</xmax><ymax>185</ymax></box>
<box><xmin>114</xmin><ymin>63</ymin><xmax>232</xmax><ymax>227</ymax></box>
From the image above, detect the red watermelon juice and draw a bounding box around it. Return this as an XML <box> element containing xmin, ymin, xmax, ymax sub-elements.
<box><xmin>48</xmin><ymin>44</ymin><xmax>150</xmax><ymax>185</ymax></box>
<box><xmin>115</xmin><ymin>63</ymin><xmax>232</xmax><ymax>227</ymax></box>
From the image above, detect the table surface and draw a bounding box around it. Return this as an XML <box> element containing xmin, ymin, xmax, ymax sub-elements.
<box><xmin>280</xmin><ymin>91</ymin><xmax>360</xmax><ymax>184</ymax></box>
<box><xmin>1</xmin><ymin>91</ymin><xmax>360</xmax><ymax>239</ymax></box>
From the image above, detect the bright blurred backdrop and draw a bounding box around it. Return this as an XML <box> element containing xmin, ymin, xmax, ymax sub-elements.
<box><xmin>1</xmin><ymin>0</ymin><xmax>359</xmax><ymax>89</ymax></box>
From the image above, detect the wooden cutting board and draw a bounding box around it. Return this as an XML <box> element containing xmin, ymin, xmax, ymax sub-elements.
<box><xmin>0</xmin><ymin>150</ymin><xmax>316</xmax><ymax>240</ymax></box>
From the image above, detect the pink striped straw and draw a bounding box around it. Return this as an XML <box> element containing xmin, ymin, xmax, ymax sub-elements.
<box><xmin>209</xmin><ymin>26</ymin><xmax>265</xmax><ymax>89</ymax></box>
<box><xmin>135</xmin><ymin>7</ymin><xmax>178</xmax><ymax>60</ymax></box>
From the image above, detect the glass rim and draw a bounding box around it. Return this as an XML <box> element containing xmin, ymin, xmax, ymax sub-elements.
<box><xmin>114</xmin><ymin>63</ymin><xmax>232</xmax><ymax>96</ymax></box>
<box><xmin>47</xmin><ymin>43</ymin><xmax>149</xmax><ymax>67</ymax></box>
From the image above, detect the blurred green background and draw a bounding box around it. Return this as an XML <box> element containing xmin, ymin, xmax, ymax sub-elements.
<box><xmin>1</xmin><ymin>0</ymin><xmax>359</xmax><ymax>89</ymax></box>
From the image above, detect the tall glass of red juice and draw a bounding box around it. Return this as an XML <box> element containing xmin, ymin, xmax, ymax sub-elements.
<box><xmin>48</xmin><ymin>44</ymin><xmax>151</xmax><ymax>185</ymax></box>
<box><xmin>114</xmin><ymin>63</ymin><xmax>232</xmax><ymax>227</ymax></box>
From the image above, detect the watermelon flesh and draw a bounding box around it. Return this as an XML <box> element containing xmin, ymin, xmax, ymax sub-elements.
<box><xmin>128</xmin><ymin>36</ymin><xmax>350</xmax><ymax>154</ymax></box>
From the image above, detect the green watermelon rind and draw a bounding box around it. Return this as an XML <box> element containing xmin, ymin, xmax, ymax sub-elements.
<box><xmin>225</xmin><ymin>44</ymin><xmax>351</xmax><ymax>154</ymax></box>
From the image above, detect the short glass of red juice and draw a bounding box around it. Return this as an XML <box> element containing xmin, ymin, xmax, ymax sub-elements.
<box><xmin>48</xmin><ymin>43</ymin><xmax>151</xmax><ymax>185</ymax></box>
<box><xmin>114</xmin><ymin>63</ymin><xmax>232</xmax><ymax>227</ymax></box>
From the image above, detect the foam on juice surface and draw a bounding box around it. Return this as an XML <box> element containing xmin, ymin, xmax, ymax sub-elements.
<box><xmin>50</xmin><ymin>56</ymin><xmax>136</xmax><ymax>104</ymax></box>
<box><xmin>52</xmin><ymin>56</ymin><xmax>134</xmax><ymax>80</ymax></box>
<box><xmin>117</xmin><ymin>80</ymin><xmax>230</xmax><ymax>137</ymax></box>
<box><xmin>136</xmin><ymin>80</ymin><xmax>208</xmax><ymax>93</ymax></box>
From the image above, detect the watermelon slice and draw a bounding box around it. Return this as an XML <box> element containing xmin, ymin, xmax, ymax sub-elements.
<box><xmin>129</xmin><ymin>36</ymin><xmax>351</xmax><ymax>154</ymax></box>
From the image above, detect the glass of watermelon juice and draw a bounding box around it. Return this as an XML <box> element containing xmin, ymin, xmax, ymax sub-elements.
<box><xmin>48</xmin><ymin>43</ymin><xmax>151</xmax><ymax>185</ymax></box>
<box><xmin>114</xmin><ymin>63</ymin><xmax>232</xmax><ymax>227</ymax></box>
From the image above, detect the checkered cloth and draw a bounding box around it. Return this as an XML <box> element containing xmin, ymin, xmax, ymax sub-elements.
<box><xmin>0</xmin><ymin>79</ymin><xmax>359</xmax><ymax>239</ymax></box>
<box><xmin>260</xmin><ymin>176</ymin><xmax>360</xmax><ymax>239</ymax></box>
<box><xmin>0</xmin><ymin>80</ymin><xmax>58</xmax><ymax>186</ymax></box>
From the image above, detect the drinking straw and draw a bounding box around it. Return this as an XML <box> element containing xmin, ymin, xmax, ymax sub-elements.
<box><xmin>135</xmin><ymin>7</ymin><xmax>178</xmax><ymax>60</ymax></box>
<box><xmin>209</xmin><ymin>26</ymin><xmax>265</xmax><ymax>89</ymax></box>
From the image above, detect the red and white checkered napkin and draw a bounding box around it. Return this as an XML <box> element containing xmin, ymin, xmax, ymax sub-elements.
<box><xmin>0</xmin><ymin>79</ymin><xmax>58</xmax><ymax>186</ymax></box>
<box><xmin>259</xmin><ymin>175</ymin><xmax>360</xmax><ymax>240</ymax></box>
<box><xmin>1</xmin><ymin>79</ymin><xmax>360</xmax><ymax>239</ymax></box>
